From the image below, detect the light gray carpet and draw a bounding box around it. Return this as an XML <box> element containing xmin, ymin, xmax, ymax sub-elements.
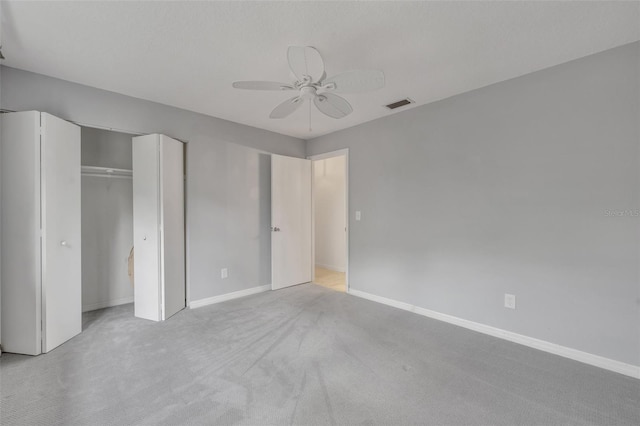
<box><xmin>1</xmin><ymin>284</ymin><xmax>639</xmax><ymax>425</ymax></box>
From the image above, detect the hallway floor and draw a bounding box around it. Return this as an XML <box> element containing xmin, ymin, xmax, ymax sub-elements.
<box><xmin>313</xmin><ymin>266</ymin><xmax>346</xmax><ymax>292</ymax></box>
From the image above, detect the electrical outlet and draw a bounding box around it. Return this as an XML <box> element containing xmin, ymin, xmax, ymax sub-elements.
<box><xmin>504</xmin><ymin>293</ymin><xmax>516</xmax><ymax>309</ymax></box>
<box><xmin>221</xmin><ymin>268</ymin><xmax>228</xmax><ymax>279</ymax></box>
<box><xmin>355</xmin><ymin>211</ymin><xmax>362</xmax><ymax>221</ymax></box>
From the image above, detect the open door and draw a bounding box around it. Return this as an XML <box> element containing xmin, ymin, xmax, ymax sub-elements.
<box><xmin>271</xmin><ymin>154</ymin><xmax>312</xmax><ymax>290</ymax></box>
<box><xmin>41</xmin><ymin>113</ymin><xmax>82</xmax><ymax>353</ymax></box>
<box><xmin>133</xmin><ymin>134</ymin><xmax>185</xmax><ymax>321</ymax></box>
<box><xmin>160</xmin><ymin>136</ymin><xmax>186</xmax><ymax>320</ymax></box>
<box><xmin>133</xmin><ymin>135</ymin><xmax>161</xmax><ymax>321</ymax></box>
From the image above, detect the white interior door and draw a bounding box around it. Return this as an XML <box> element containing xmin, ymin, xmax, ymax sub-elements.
<box><xmin>160</xmin><ymin>135</ymin><xmax>185</xmax><ymax>320</ymax></box>
<box><xmin>271</xmin><ymin>154</ymin><xmax>312</xmax><ymax>290</ymax></box>
<box><xmin>133</xmin><ymin>134</ymin><xmax>161</xmax><ymax>321</ymax></box>
<box><xmin>41</xmin><ymin>112</ymin><xmax>82</xmax><ymax>353</ymax></box>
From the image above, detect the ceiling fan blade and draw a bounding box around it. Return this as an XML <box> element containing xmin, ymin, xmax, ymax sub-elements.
<box><xmin>270</xmin><ymin>96</ymin><xmax>305</xmax><ymax>119</ymax></box>
<box><xmin>314</xmin><ymin>93</ymin><xmax>353</xmax><ymax>119</ymax></box>
<box><xmin>287</xmin><ymin>46</ymin><xmax>325</xmax><ymax>83</ymax></box>
<box><xmin>232</xmin><ymin>81</ymin><xmax>294</xmax><ymax>91</ymax></box>
<box><xmin>323</xmin><ymin>70</ymin><xmax>385</xmax><ymax>93</ymax></box>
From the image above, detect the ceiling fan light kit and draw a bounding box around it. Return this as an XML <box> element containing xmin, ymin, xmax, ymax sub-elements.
<box><xmin>232</xmin><ymin>46</ymin><xmax>385</xmax><ymax>121</ymax></box>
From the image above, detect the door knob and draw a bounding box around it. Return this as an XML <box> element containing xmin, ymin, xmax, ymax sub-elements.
<box><xmin>143</xmin><ymin>236</ymin><xmax>147</xmax><ymax>241</ymax></box>
<box><xmin>272</xmin><ymin>227</ymin><xmax>281</xmax><ymax>232</ymax></box>
<box><xmin>60</xmin><ymin>240</ymin><xmax>68</xmax><ymax>247</ymax></box>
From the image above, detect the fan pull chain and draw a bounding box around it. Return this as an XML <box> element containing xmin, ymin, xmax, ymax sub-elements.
<box><xmin>309</xmin><ymin>100</ymin><xmax>312</xmax><ymax>132</ymax></box>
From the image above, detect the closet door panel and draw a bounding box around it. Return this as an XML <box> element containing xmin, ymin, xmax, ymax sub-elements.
<box><xmin>41</xmin><ymin>113</ymin><xmax>82</xmax><ymax>353</ymax></box>
<box><xmin>133</xmin><ymin>135</ymin><xmax>161</xmax><ymax>321</ymax></box>
<box><xmin>160</xmin><ymin>136</ymin><xmax>185</xmax><ymax>320</ymax></box>
<box><xmin>0</xmin><ymin>111</ymin><xmax>42</xmax><ymax>355</ymax></box>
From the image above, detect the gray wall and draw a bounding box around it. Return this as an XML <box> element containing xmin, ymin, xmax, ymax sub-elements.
<box><xmin>82</xmin><ymin>127</ymin><xmax>133</xmax><ymax>170</ymax></box>
<box><xmin>0</xmin><ymin>66</ymin><xmax>306</xmax><ymax>302</ymax></box>
<box><xmin>307</xmin><ymin>42</ymin><xmax>640</xmax><ymax>366</ymax></box>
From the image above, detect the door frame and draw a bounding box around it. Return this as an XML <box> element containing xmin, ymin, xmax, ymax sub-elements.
<box><xmin>307</xmin><ymin>148</ymin><xmax>350</xmax><ymax>293</ymax></box>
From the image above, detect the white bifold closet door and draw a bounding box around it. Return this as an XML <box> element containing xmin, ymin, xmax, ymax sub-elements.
<box><xmin>132</xmin><ymin>134</ymin><xmax>185</xmax><ymax>322</ymax></box>
<box><xmin>1</xmin><ymin>111</ymin><xmax>81</xmax><ymax>355</ymax></box>
<box><xmin>41</xmin><ymin>113</ymin><xmax>82</xmax><ymax>352</ymax></box>
<box><xmin>271</xmin><ymin>154</ymin><xmax>312</xmax><ymax>290</ymax></box>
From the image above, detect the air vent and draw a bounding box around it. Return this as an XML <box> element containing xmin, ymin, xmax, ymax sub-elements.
<box><xmin>385</xmin><ymin>98</ymin><xmax>414</xmax><ymax>110</ymax></box>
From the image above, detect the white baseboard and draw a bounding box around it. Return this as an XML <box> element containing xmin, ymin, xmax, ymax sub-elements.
<box><xmin>82</xmin><ymin>296</ymin><xmax>134</xmax><ymax>313</ymax></box>
<box><xmin>348</xmin><ymin>288</ymin><xmax>640</xmax><ymax>379</ymax></box>
<box><xmin>315</xmin><ymin>263</ymin><xmax>346</xmax><ymax>273</ymax></box>
<box><xmin>189</xmin><ymin>285</ymin><xmax>270</xmax><ymax>309</ymax></box>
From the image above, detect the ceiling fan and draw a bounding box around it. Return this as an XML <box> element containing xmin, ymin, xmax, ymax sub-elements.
<box><xmin>232</xmin><ymin>46</ymin><xmax>385</xmax><ymax>120</ymax></box>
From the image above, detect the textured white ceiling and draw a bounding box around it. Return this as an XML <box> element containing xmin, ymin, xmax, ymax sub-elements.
<box><xmin>1</xmin><ymin>1</ymin><xmax>638</xmax><ymax>140</ymax></box>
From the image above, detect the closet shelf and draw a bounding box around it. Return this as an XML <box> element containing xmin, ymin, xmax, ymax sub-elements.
<box><xmin>81</xmin><ymin>165</ymin><xmax>132</xmax><ymax>178</ymax></box>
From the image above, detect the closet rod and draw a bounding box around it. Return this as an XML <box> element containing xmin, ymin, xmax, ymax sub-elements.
<box><xmin>81</xmin><ymin>165</ymin><xmax>132</xmax><ymax>179</ymax></box>
<box><xmin>81</xmin><ymin>173</ymin><xmax>133</xmax><ymax>179</ymax></box>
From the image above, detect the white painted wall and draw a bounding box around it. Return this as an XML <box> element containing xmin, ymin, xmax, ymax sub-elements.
<box><xmin>314</xmin><ymin>156</ymin><xmax>346</xmax><ymax>272</ymax></box>
<box><xmin>307</xmin><ymin>42</ymin><xmax>640</xmax><ymax>367</ymax></box>
<box><xmin>81</xmin><ymin>127</ymin><xmax>134</xmax><ymax>312</ymax></box>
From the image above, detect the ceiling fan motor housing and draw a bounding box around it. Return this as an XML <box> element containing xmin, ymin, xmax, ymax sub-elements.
<box><xmin>300</xmin><ymin>86</ymin><xmax>317</xmax><ymax>100</ymax></box>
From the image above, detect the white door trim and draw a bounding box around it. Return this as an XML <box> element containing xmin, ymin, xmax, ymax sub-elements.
<box><xmin>183</xmin><ymin>142</ymin><xmax>191</xmax><ymax>310</ymax></box>
<box><xmin>307</xmin><ymin>148</ymin><xmax>350</xmax><ymax>293</ymax></box>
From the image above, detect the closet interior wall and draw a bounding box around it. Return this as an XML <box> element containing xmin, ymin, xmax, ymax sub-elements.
<box><xmin>81</xmin><ymin>127</ymin><xmax>135</xmax><ymax>312</ymax></box>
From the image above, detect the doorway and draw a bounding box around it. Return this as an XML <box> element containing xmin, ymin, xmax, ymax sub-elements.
<box><xmin>310</xmin><ymin>149</ymin><xmax>349</xmax><ymax>293</ymax></box>
<box><xmin>81</xmin><ymin>126</ymin><xmax>135</xmax><ymax>314</ymax></box>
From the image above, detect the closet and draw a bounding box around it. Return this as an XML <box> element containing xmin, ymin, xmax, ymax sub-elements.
<box><xmin>81</xmin><ymin>127</ymin><xmax>135</xmax><ymax>313</ymax></box>
<box><xmin>81</xmin><ymin>131</ymin><xmax>186</xmax><ymax>322</ymax></box>
<box><xmin>1</xmin><ymin>111</ymin><xmax>82</xmax><ymax>355</ymax></box>
<box><xmin>1</xmin><ymin>111</ymin><xmax>187</xmax><ymax>356</ymax></box>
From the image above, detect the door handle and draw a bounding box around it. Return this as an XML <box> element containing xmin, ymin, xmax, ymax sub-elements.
<box><xmin>60</xmin><ymin>240</ymin><xmax>68</xmax><ymax>247</ymax></box>
<box><xmin>271</xmin><ymin>227</ymin><xmax>281</xmax><ymax>232</ymax></box>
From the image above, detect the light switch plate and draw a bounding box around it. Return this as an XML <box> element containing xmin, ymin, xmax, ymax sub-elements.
<box><xmin>355</xmin><ymin>211</ymin><xmax>361</xmax><ymax>221</ymax></box>
<box><xmin>504</xmin><ymin>293</ymin><xmax>516</xmax><ymax>309</ymax></box>
<box><xmin>221</xmin><ymin>268</ymin><xmax>228</xmax><ymax>279</ymax></box>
